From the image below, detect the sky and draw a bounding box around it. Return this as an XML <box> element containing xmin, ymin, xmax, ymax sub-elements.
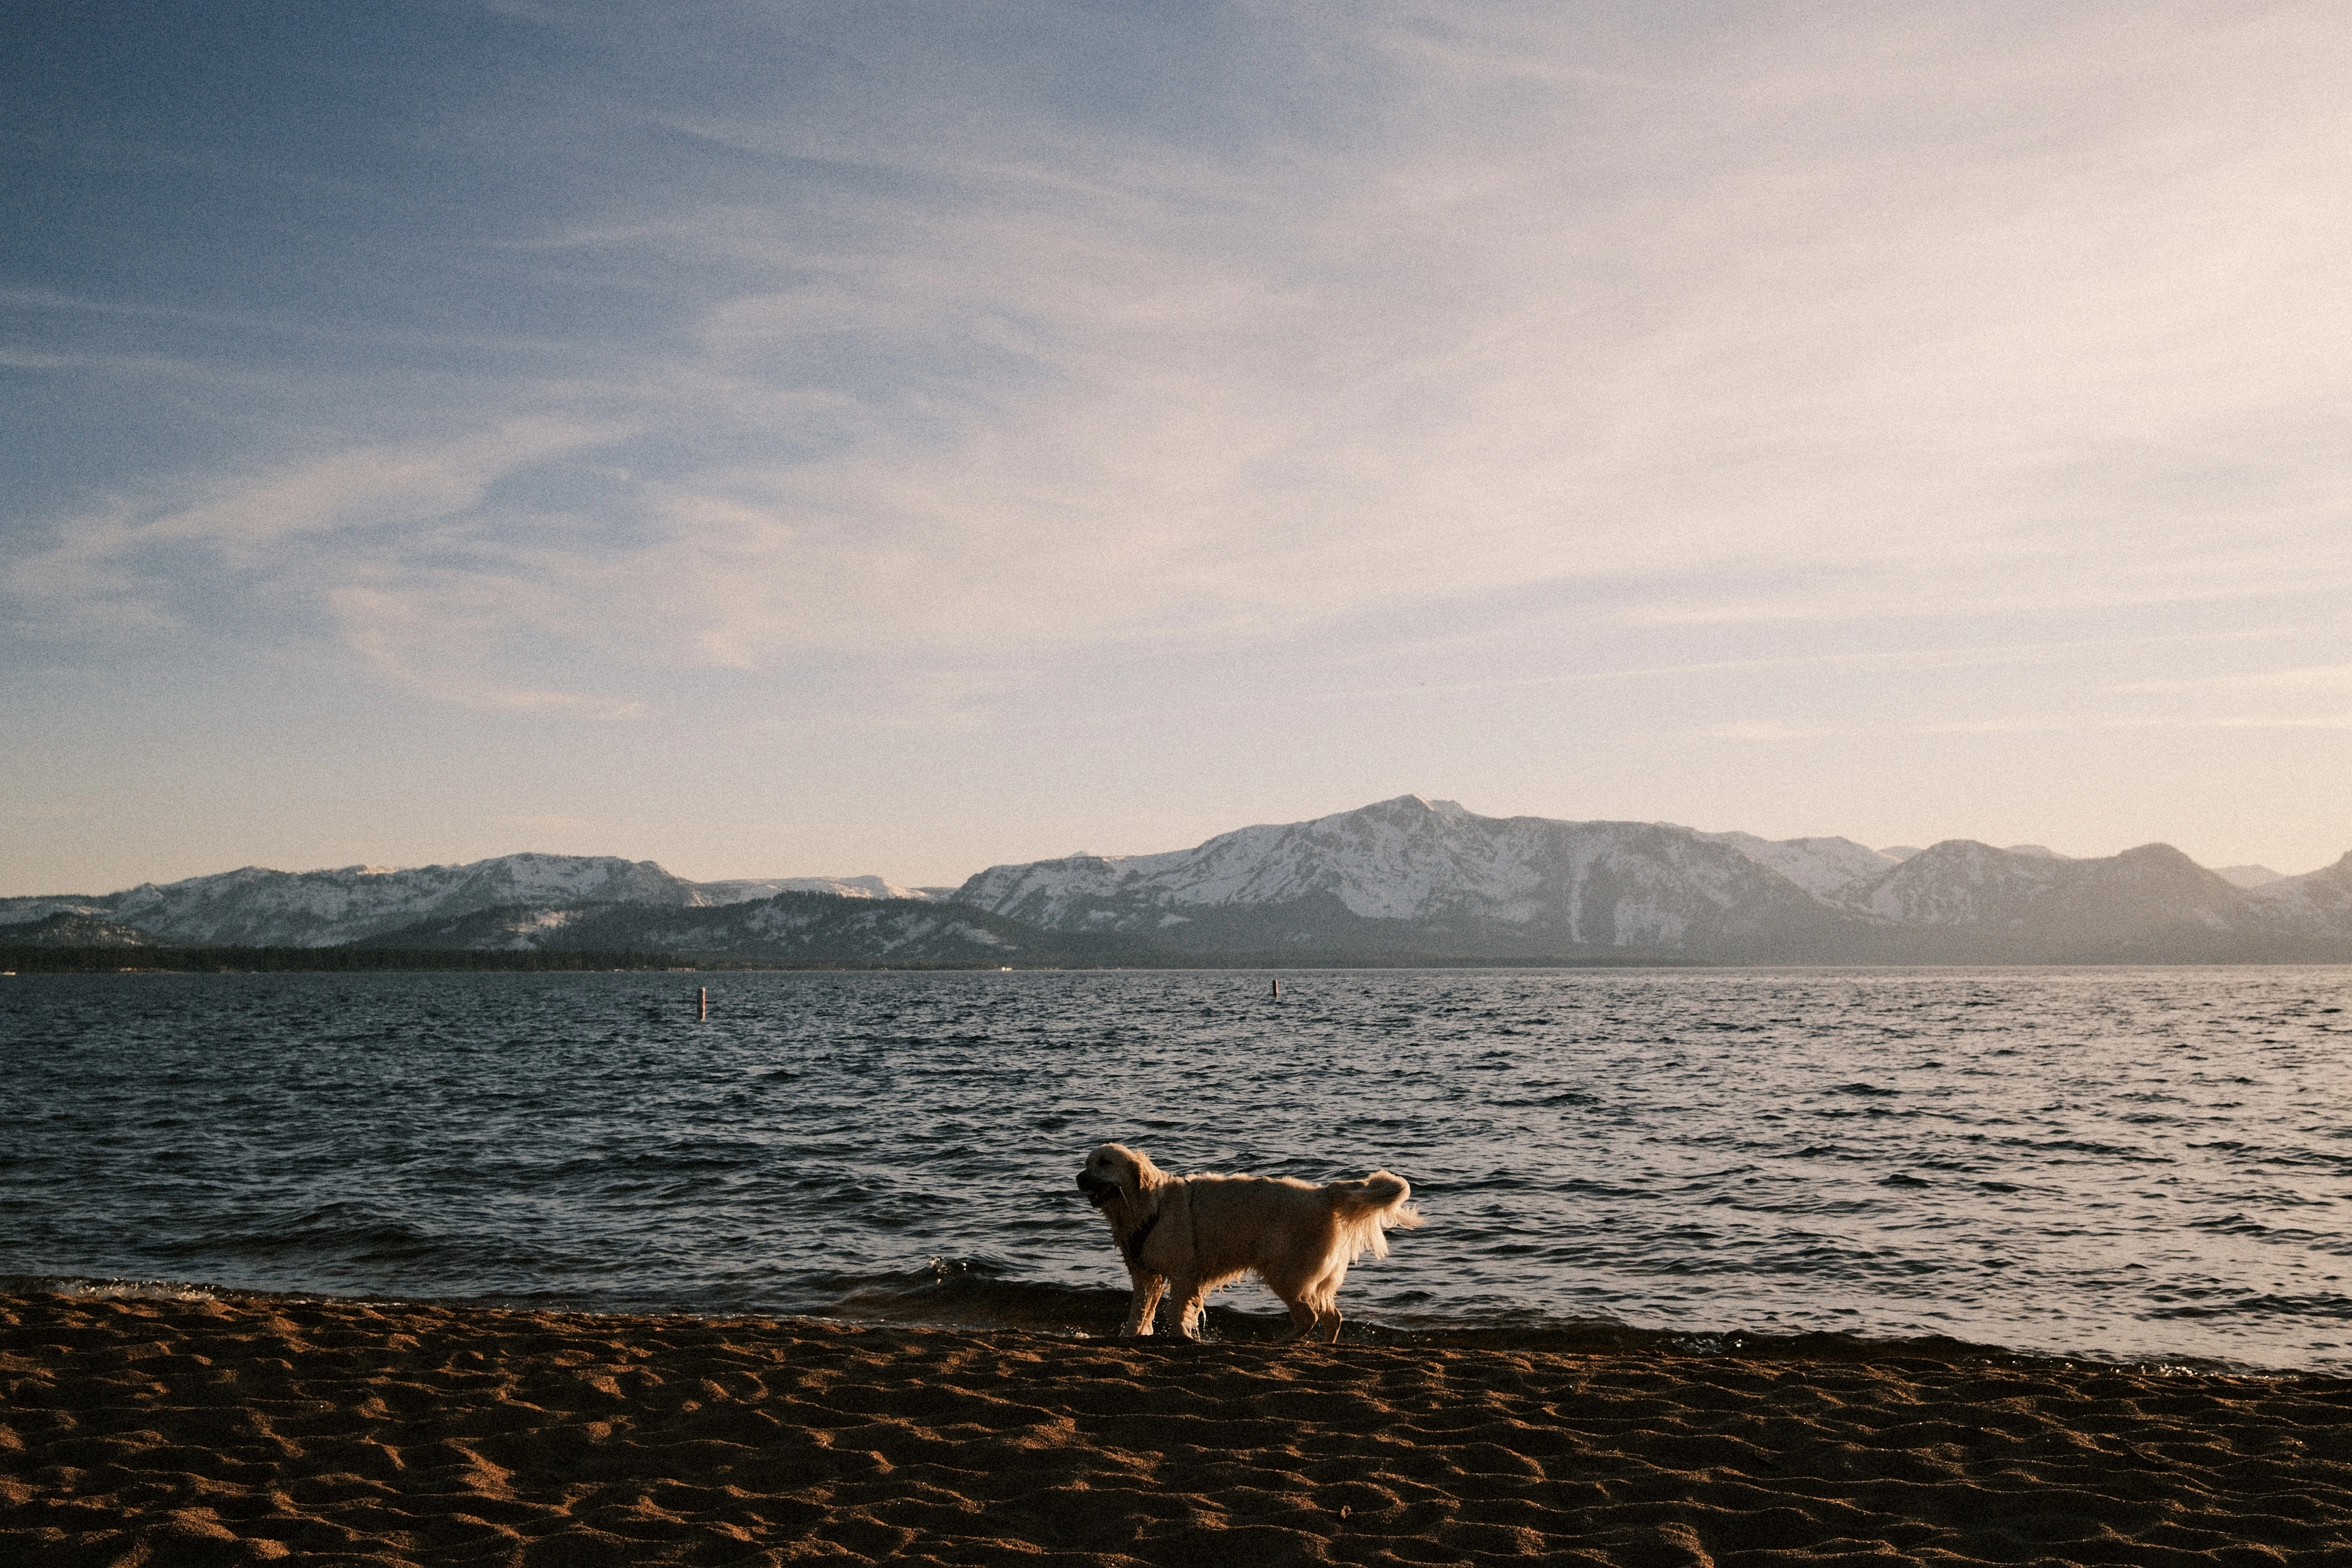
<box><xmin>4</xmin><ymin>0</ymin><xmax>2349</xmax><ymax>895</ymax></box>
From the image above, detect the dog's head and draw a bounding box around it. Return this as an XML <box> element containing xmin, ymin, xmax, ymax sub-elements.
<box><xmin>1075</xmin><ymin>1142</ymin><xmax>1159</xmax><ymax>1211</ymax></box>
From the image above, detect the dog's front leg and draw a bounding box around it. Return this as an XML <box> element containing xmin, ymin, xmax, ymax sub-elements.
<box><xmin>1170</xmin><ymin>1279</ymin><xmax>1209</xmax><ymax>1341</ymax></box>
<box><xmin>1121</xmin><ymin>1270</ymin><xmax>1166</xmax><ymax>1336</ymax></box>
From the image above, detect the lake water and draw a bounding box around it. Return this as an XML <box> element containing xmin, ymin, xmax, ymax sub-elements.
<box><xmin>4</xmin><ymin>967</ymin><xmax>2349</xmax><ymax>1370</ymax></box>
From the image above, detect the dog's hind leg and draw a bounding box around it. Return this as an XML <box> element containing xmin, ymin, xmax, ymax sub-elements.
<box><xmin>1306</xmin><ymin>1263</ymin><xmax>1351</xmax><ymax>1344</ymax></box>
<box><xmin>1267</xmin><ymin>1274</ymin><xmax>1331</xmax><ymax>1341</ymax></box>
<box><xmin>1121</xmin><ymin>1273</ymin><xmax>1166</xmax><ymax>1336</ymax></box>
<box><xmin>1262</xmin><ymin>1265</ymin><xmax>1335</xmax><ymax>1343</ymax></box>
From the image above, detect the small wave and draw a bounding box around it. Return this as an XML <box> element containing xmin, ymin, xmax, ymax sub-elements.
<box><xmin>12</xmin><ymin>1275</ymin><xmax>226</xmax><ymax>1304</ymax></box>
<box><xmin>814</xmin><ymin>1257</ymin><xmax>1135</xmax><ymax>1333</ymax></box>
<box><xmin>2146</xmin><ymin>1292</ymin><xmax>2352</xmax><ymax>1323</ymax></box>
<box><xmin>170</xmin><ymin>1204</ymin><xmax>449</xmax><ymax>1265</ymax></box>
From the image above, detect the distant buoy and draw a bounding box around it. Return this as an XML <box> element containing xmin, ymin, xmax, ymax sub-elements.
<box><xmin>699</xmin><ymin>986</ymin><xmax>708</xmax><ymax>1020</ymax></box>
<box><xmin>1271</xmin><ymin>978</ymin><xmax>1282</xmax><ymax>1001</ymax></box>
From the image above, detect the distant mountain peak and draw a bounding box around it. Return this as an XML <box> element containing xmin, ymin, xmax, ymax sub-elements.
<box><xmin>957</xmin><ymin>797</ymin><xmax>1834</xmax><ymax>955</ymax></box>
<box><xmin>1359</xmin><ymin>793</ymin><xmax>1457</xmax><ymax>818</ymax></box>
<box><xmin>2112</xmin><ymin>842</ymin><xmax>2203</xmax><ymax>868</ymax></box>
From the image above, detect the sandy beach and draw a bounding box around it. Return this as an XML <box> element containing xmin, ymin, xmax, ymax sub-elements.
<box><xmin>5</xmin><ymin>1291</ymin><xmax>2350</xmax><ymax>1566</ymax></box>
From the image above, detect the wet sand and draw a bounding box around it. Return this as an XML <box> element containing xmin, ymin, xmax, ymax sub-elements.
<box><xmin>4</xmin><ymin>1291</ymin><xmax>2350</xmax><ymax>1566</ymax></box>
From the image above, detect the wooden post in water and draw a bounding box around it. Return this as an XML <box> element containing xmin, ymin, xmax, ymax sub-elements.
<box><xmin>1271</xmin><ymin>978</ymin><xmax>1281</xmax><ymax>1001</ymax></box>
<box><xmin>699</xmin><ymin>986</ymin><xmax>708</xmax><ymax>1020</ymax></box>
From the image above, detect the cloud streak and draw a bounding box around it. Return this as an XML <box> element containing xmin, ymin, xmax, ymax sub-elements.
<box><xmin>15</xmin><ymin>3</ymin><xmax>2351</xmax><ymax>676</ymax></box>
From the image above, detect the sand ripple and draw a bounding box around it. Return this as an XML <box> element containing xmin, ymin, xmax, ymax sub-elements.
<box><xmin>6</xmin><ymin>1292</ymin><xmax>2352</xmax><ymax>1565</ymax></box>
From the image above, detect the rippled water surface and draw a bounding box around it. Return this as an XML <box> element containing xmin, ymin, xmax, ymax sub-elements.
<box><xmin>6</xmin><ymin>968</ymin><xmax>2351</xmax><ymax>1368</ymax></box>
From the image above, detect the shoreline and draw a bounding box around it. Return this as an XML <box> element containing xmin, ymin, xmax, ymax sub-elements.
<box><xmin>11</xmin><ymin>1272</ymin><xmax>2296</xmax><ymax>1379</ymax></box>
<box><xmin>7</xmin><ymin>1288</ymin><xmax>2351</xmax><ymax>1565</ymax></box>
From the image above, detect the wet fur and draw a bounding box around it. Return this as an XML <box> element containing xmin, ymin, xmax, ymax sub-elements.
<box><xmin>1076</xmin><ymin>1142</ymin><xmax>1422</xmax><ymax>1343</ymax></box>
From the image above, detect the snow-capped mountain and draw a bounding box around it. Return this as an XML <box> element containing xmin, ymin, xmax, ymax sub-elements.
<box><xmin>953</xmin><ymin>795</ymin><xmax>1843</xmax><ymax>959</ymax></box>
<box><xmin>0</xmin><ymin>853</ymin><xmax>927</xmax><ymax>949</ymax></box>
<box><xmin>954</xmin><ymin>796</ymin><xmax>2352</xmax><ymax>962</ymax></box>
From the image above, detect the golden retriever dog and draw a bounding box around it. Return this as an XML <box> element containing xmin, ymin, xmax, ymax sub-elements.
<box><xmin>1074</xmin><ymin>1142</ymin><xmax>1422</xmax><ymax>1343</ymax></box>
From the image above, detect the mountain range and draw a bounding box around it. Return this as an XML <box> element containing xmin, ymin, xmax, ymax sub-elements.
<box><xmin>6</xmin><ymin>795</ymin><xmax>2348</xmax><ymax>965</ymax></box>
<box><xmin>0</xmin><ymin>855</ymin><xmax>949</xmax><ymax>950</ymax></box>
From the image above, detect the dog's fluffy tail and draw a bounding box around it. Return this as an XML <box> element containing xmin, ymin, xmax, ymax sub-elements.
<box><xmin>1325</xmin><ymin>1171</ymin><xmax>1424</xmax><ymax>1261</ymax></box>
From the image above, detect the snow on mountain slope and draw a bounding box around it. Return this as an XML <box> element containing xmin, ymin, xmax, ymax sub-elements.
<box><xmin>1837</xmin><ymin>840</ymin><xmax>2074</xmax><ymax>926</ymax></box>
<box><xmin>962</xmin><ymin>796</ymin><xmax>1556</xmax><ymax>924</ymax></box>
<box><xmin>955</xmin><ymin>795</ymin><xmax>1832</xmax><ymax>953</ymax></box>
<box><xmin>696</xmin><ymin>875</ymin><xmax>941</xmax><ymax>902</ymax></box>
<box><xmin>2247</xmin><ymin>852</ymin><xmax>2352</xmax><ymax>922</ymax></box>
<box><xmin>358</xmin><ymin>891</ymin><xmax>1145</xmax><ymax>964</ymax></box>
<box><xmin>1</xmin><ymin>912</ymin><xmax>157</xmax><ymax>947</ymax></box>
<box><xmin>1698</xmin><ymin>831</ymin><xmax>1899</xmax><ymax>897</ymax></box>
<box><xmin>0</xmin><ymin>894</ymin><xmax>120</xmax><ymax>926</ymax></box>
<box><xmin>1829</xmin><ymin>839</ymin><xmax>2304</xmax><ymax>954</ymax></box>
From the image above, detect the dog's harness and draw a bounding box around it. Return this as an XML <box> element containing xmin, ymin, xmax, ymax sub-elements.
<box><xmin>1121</xmin><ymin>1205</ymin><xmax>1162</xmax><ymax>1269</ymax></box>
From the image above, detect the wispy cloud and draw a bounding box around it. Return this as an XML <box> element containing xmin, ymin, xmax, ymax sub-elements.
<box><xmin>13</xmin><ymin>4</ymin><xmax>2349</xmax><ymax>687</ymax></box>
<box><xmin>332</xmin><ymin>586</ymin><xmax>648</xmax><ymax>721</ymax></box>
<box><xmin>1711</xmin><ymin>712</ymin><xmax>2352</xmax><ymax>741</ymax></box>
<box><xmin>140</xmin><ymin>421</ymin><xmax>609</xmax><ymax>554</ymax></box>
<box><xmin>2117</xmin><ymin>664</ymin><xmax>2352</xmax><ymax>695</ymax></box>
